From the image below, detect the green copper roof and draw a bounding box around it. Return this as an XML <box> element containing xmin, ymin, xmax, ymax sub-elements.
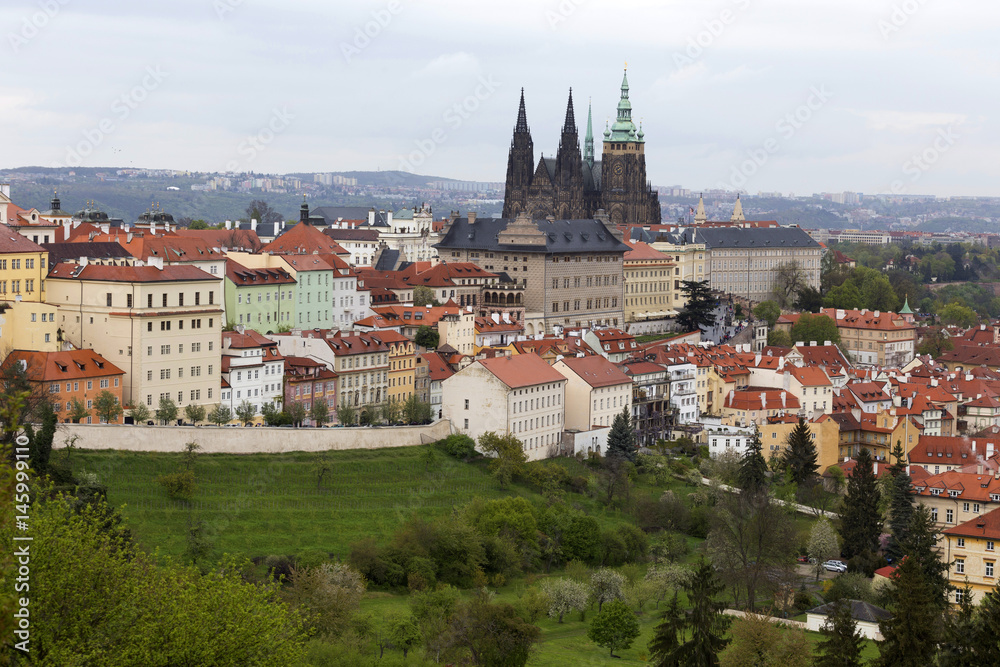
<box><xmin>584</xmin><ymin>100</ymin><xmax>594</xmax><ymax>167</ymax></box>
<box><xmin>899</xmin><ymin>296</ymin><xmax>913</xmax><ymax>314</ymax></box>
<box><xmin>607</xmin><ymin>69</ymin><xmax>641</xmax><ymax>143</ymax></box>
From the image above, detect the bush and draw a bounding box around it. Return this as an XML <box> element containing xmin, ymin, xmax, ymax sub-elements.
<box><xmin>686</xmin><ymin>505</ymin><xmax>712</xmax><ymax>539</ymax></box>
<box><xmin>650</xmin><ymin>532</ymin><xmax>690</xmax><ymax>563</ymax></box>
<box><xmin>263</xmin><ymin>554</ymin><xmax>297</xmax><ymax>583</ymax></box>
<box><xmin>156</xmin><ymin>469</ymin><xmax>195</xmax><ymax>500</ymax></box>
<box><xmin>439</xmin><ymin>433</ymin><xmax>477</xmax><ymax>459</ymax></box>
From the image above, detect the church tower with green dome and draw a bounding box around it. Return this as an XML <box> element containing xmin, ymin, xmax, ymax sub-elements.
<box><xmin>501</xmin><ymin>69</ymin><xmax>660</xmax><ymax>224</ymax></box>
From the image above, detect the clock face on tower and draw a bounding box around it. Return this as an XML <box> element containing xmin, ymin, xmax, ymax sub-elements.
<box><xmin>612</xmin><ymin>163</ymin><xmax>623</xmax><ymax>177</ymax></box>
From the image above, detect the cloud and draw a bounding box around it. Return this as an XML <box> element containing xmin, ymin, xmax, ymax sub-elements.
<box><xmin>848</xmin><ymin>110</ymin><xmax>967</xmax><ymax>132</ymax></box>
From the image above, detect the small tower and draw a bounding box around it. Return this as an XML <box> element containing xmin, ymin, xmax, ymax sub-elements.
<box><xmin>731</xmin><ymin>194</ymin><xmax>745</xmax><ymax>222</ymax></box>
<box><xmin>899</xmin><ymin>295</ymin><xmax>915</xmax><ymax>323</ymax></box>
<box><xmin>694</xmin><ymin>193</ymin><xmax>707</xmax><ymax>225</ymax></box>
<box><xmin>584</xmin><ymin>99</ymin><xmax>595</xmax><ymax>169</ymax></box>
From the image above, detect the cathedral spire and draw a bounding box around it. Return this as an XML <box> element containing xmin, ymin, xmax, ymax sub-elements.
<box><xmin>515</xmin><ymin>88</ymin><xmax>529</xmax><ymax>133</ymax></box>
<box><xmin>731</xmin><ymin>193</ymin><xmax>745</xmax><ymax>222</ymax></box>
<box><xmin>694</xmin><ymin>193</ymin><xmax>707</xmax><ymax>224</ymax></box>
<box><xmin>584</xmin><ymin>99</ymin><xmax>594</xmax><ymax>168</ymax></box>
<box><xmin>563</xmin><ymin>88</ymin><xmax>577</xmax><ymax>133</ymax></box>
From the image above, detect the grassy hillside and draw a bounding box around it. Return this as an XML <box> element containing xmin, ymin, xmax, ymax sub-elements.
<box><xmin>67</xmin><ymin>446</ymin><xmax>646</xmax><ymax>561</ymax></box>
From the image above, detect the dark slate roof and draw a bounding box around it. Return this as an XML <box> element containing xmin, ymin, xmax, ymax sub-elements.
<box><xmin>807</xmin><ymin>600</ymin><xmax>891</xmax><ymax>624</ymax></box>
<box><xmin>374</xmin><ymin>249</ymin><xmax>400</xmax><ymax>271</ymax></box>
<box><xmin>44</xmin><ymin>242</ymin><xmax>132</xmax><ymax>264</ymax></box>
<box><xmin>435</xmin><ymin>217</ymin><xmax>629</xmax><ymax>254</ymax></box>
<box><xmin>233</xmin><ymin>221</ymin><xmax>285</xmax><ymax>238</ymax></box>
<box><xmin>668</xmin><ymin>226</ymin><xmax>820</xmax><ymax>249</ymax></box>
<box><xmin>583</xmin><ymin>161</ymin><xmax>602</xmax><ymax>191</ymax></box>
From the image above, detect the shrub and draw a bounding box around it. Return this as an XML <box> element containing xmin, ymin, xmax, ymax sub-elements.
<box><xmin>439</xmin><ymin>433</ymin><xmax>477</xmax><ymax>459</ymax></box>
<box><xmin>156</xmin><ymin>470</ymin><xmax>195</xmax><ymax>500</ymax></box>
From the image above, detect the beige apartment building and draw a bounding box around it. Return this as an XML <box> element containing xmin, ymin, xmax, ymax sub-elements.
<box><xmin>442</xmin><ymin>353</ymin><xmax>566</xmax><ymax>461</ymax></box>
<box><xmin>45</xmin><ymin>262</ymin><xmax>223</xmax><ymax>413</ymax></box>
<box><xmin>435</xmin><ymin>212</ymin><xmax>627</xmax><ymax>335</ymax></box>
<box><xmin>553</xmin><ymin>356</ymin><xmax>633</xmax><ymax>430</ymax></box>
<box><xmin>622</xmin><ymin>240</ymin><xmax>676</xmax><ymax>323</ymax></box>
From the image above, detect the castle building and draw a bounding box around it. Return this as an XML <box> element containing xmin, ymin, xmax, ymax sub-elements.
<box><xmin>502</xmin><ymin>70</ymin><xmax>660</xmax><ymax>225</ymax></box>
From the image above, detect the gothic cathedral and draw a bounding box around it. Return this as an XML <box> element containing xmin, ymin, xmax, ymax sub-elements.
<box><xmin>502</xmin><ymin>69</ymin><xmax>661</xmax><ymax>225</ymax></box>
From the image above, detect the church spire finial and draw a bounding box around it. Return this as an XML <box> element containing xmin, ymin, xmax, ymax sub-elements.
<box><xmin>562</xmin><ymin>88</ymin><xmax>576</xmax><ymax>134</ymax></box>
<box><xmin>584</xmin><ymin>98</ymin><xmax>594</xmax><ymax>168</ymax></box>
<box><xmin>695</xmin><ymin>193</ymin><xmax>707</xmax><ymax>224</ymax></box>
<box><xmin>515</xmin><ymin>88</ymin><xmax>529</xmax><ymax>134</ymax></box>
<box><xmin>731</xmin><ymin>193</ymin><xmax>745</xmax><ymax>222</ymax></box>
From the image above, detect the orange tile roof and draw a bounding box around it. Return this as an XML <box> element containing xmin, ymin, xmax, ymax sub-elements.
<box><xmin>85</xmin><ymin>230</ymin><xmax>225</xmax><ymax>263</ymax></box>
<box><xmin>261</xmin><ymin>222</ymin><xmax>347</xmax><ymax>255</ymax></box>
<box><xmin>724</xmin><ymin>387</ymin><xmax>801</xmax><ymax>411</ymax></box>
<box><xmin>176</xmin><ymin>228</ymin><xmax>262</xmax><ymax>251</ymax></box>
<box><xmin>226</xmin><ymin>258</ymin><xmax>295</xmax><ymax>286</ymax></box>
<box><xmin>0</xmin><ymin>223</ymin><xmax>46</xmax><ymax>253</ymax></box>
<box><xmin>944</xmin><ymin>506</ymin><xmax>1000</xmax><ymax>540</ymax></box>
<box><xmin>422</xmin><ymin>352</ymin><xmax>454</xmax><ymax>381</ymax></box>
<box><xmin>913</xmin><ymin>470</ymin><xmax>1000</xmax><ymax>503</ymax></box>
<box><xmin>477</xmin><ymin>353</ymin><xmax>567</xmax><ymax>389</ymax></box>
<box><xmin>908</xmin><ymin>436</ymin><xmax>980</xmax><ymax>465</ymax></box>
<box><xmin>47</xmin><ymin>263</ymin><xmax>216</xmax><ymax>283</ymax></box>
<box><xmin>557</xmin><ymin>355</ymin><xmax>632</xmax><ymax>388</ymax></box>
<box><xmin>623</xmin><ymin>239</ymin><xmax>672</xmax><ymax>262</ymax></box>
<box><xmin>820</xmin><ymin>307</ymin><xmax>915</xmax><ymax>332</ymax></box>
<box><xmin>1</xmin><ymin>349</ymin><xmax>124</xmax><ymax>382</ymax></box>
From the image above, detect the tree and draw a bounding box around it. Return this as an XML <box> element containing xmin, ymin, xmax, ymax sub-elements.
<box><xmin>542</xmin><ymin>578</ymin><xmax>589</xmax><ymax>623</ymax></box>
<box><xmin>244</xmin><ymin>199</ymin><xmax>282</xmax><ymax>225</ymax></box>
<box><xmin>807</xmin><ymin>518</ymin><xmax>840</xmax><ymax>581</ymax></box>
<box><xmin>288</xmin><ymin>401</ymin><xmax>307</xmax><ymax>427</ymax></box>
<box><xmin>285</xmin><ymin>562</ymin><xmax>366</xmax><ymax>637</ymax></box>
<box><xmin>719</xmin><ymin>612</ymin><xmax>811</xmax><ymax>667</ymax></box>
<box><xmin>590</xmin><ymin>568</ymin><xmax>626</xmax><ymax>613</ymax></box>
<box><xmin>885</xmin><ymin>441</ymin><xmax>914</xmax><ymax>562</ymax></box>
<box><xmin>235</xmin><ymin>400</ymin><xmax>256</xmax><ymax>426</ymax></box>
<box><xmin>588</xmin><ymin>599</ymin><xmax>640</xmax><ymax>658</ymax></box>
<box><xmin>477</xmin><ymin>431</ymin><xmax>526</xmax><ymax>489</ymax></box>
<box><xmin>207</xmin><ymin>403</ymin><xmax>233</xmax><ymax>426</ymax></box>
<box><xmin>824</xmin><ymin>281</ymin><xmax>864</xmax><ymax>310</ymax></box>
<box><xmin>449</xmin><ymin>595</ymin><xmax>540</xmax><ymax>667</ymax></box>
<box><xmin>877</xmin><ymin>554</ymin><xmax>942</xmax><ymax>667</ymax></box>
<box><xmin>155</xmin><ymin>395</ymin><xmax>178</xmax><ymax>425</ymax></box>
<box><xmin>650</xmin><ymin>562</ymin><xmax>730</xmax><ymax>667</ymax></box>
<box><xmin>773</xmin><ymin>261</ymin><xmax>806</xmax><ymax>308</ymax></box>
<box><xmin>790</xmin><ymin>313</ymin><xmax>841</xmax><ymax>346</ymax></box>
<box><xmin>93</xmin><ymin>390</ymin><xmax>123</xmax><ymax>424</ymax></box>
<box><xmin>413</xmin><ymin>285</ymin><xmax>438</xmax><ymax>307</ymax></box>
<box><xmin>336</xmin><ymin>401</ymin><xmax>356</xmax><ymax>426</ymax></box>
<box><xmin>606</xmin><ymin>407</ymin><xmax>637</xmax><ymax>462</ymax></box>
<box><xmin>128</xmin><ymin>402</ymin><xmax>151</xmax><ymax>425</ymax></box>
<box><xmin>737</xmin><ymin>429</ymin><xmax>768</xmax><ymax>494</ymax></box>
<box><xmin>917</xmin><ymin>328</ymin><xmax>954</xmax><ymax>358</ymax></box>
<box><xmin>840</xmin><ymin>446</ymin><xmax>881</xmax><ymax>561</ymax></box>
<box><xmin>25</xmin><ymin>401</ymin><xmax>57</xmax><ymax>475</ymax></box>
<box><xmin>794</xmin><ymin>285</ymin><xmax>823</xmax><ymax>313</ymax></box>
<box><xmin>707</xmin><ymin>491</ymin><xmax>795</xmax><ymax>611</ymax></box>
<box><xmin>766</xmin><ymin>329</ymin><xmax>791</xmax><ymax>347</ymax></box>
<box><xmin>940</xmin><ymin>301</ymin><xmax>978</xmax><ymax>328</ymax></box>
<box><xmin>0</xmin><ymin>494</ymin><xmax>307</xmax><ymax>664</ymax></box>
<box><xmin>968</xmin><ymin>581</ymin><xmax>1000</xmax><ymax>661</ymax></box>
<box><xmin>260</xmin><ymin>401</ymin><xmax>281</xmax><ymax>426</ymax></box>
<box><xmin>860</xmin><ymin>271</ymin><xmax>899</xmax><ymax>312</ymax></box>
<box><xmin>404</xmin><ymin>393</ymin><xmax>433</xmax><ymax>424</ymax></box>
<box><xmin>753</xmin><ymin>301</ymin><xmax>781</xmax><ymax>328</ymax></box>
<box><xmin>677</xmin><ymin>280</ymin><xmax>716</xmax><ymax>332</ymax></box>
<box><xmin>68</xmin><ymin>397</ymin><xmax>89</xmax><ymax>423</ymax></box>
<box><xmin>898</xmin><ymin>504</ymin><xmax>951</xmax><ymax>607</ymax></box>
<box><xmin>415</xmin><ymin>325</ymin><xmax>440</xmax><ymax>349</ymax></box>
<box><xmin>935</xmin><ymin>583</ymin><xmax>976</xmax><ymax>667</ymax></box>
<box><xmin>389</xmin><ymin>614</ymin><xmax>422</xmax><ymax>658</ymax></box>
<box><xmin>187</xmin><ymin>219</ymin><xmax>210</xmax><ymax>229</ymax></box>
<box><xmin>814</xmin><ymin>597</ymin><xmax>865</xmax><ymax>667</ymax></box>
<box><xmin>184</xmin><ymin>403</ymin><xmax>206</xmax><ymax>425</ymax></box>
<box><xmin>781</xmin><ymin>417</ymin><xmax>818</xmax><ymax>487</ymax></box>
<box><xmin>310</xmin><ymin>399</ymin><xmax>329</xmax><ymax>426</ymax></box>
<box><xmin>380</xmin><ymin>397</ymin><xmax>403</xmax><ymax>425</ymax></box>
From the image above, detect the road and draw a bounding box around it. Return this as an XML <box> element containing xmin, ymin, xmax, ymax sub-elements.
<box><xmin>700</xmin><ymin>300</ymin><xmax>748</xmax><ymax>345</ymax></box>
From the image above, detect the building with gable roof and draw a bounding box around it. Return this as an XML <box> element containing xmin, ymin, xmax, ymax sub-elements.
<box><xmin>942</xmin><ymin>506</ymin><xmax>1000</xmax><ymax>604</ymax></box>
<box><xmin>1</xmin><ymin>349</ymin><xmax>125</xmax><ymax>423</ymax></box>
<box><xmin>622</xmin><ymin>239</ymin><xmax>676</xmax><ymax>330</ymax></box>
<box><xmin>553</xmin><ymin>355</ymin><xmax>632</xmax><ymax>431</ymax></box>
<box><xmin>442</xmin><ymin>352</ymin><xmax>567</xmax><ymax>461</ymax></box>
<box><xmin>224</xmin><ymin>258</ymin><xmax>296</xmax><ymax>333</ymax></box>
<box><xmin>220</xmin><ymin>328</ymin><xmax>285</xmax><ymax>422</ymax></box>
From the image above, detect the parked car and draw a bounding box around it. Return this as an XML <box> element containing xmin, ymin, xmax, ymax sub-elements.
<box><xmin>796</xmin><ymin>555</ymin><xmax>810</xmax><ymax>563</ymax></box>
<box><xmin>822</xmin><ymin>560</ymin><xmax>848</xmax><ymax>573</ymax></box>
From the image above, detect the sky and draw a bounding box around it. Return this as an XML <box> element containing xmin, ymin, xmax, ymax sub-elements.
<box><xmin>1</xmin><ymin>0</ymin><xmax>997</xmax><ymax>196</ymax></box>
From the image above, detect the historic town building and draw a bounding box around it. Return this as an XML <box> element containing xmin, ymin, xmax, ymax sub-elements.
<box><xmin>502</xmin><ymin>70</ymin><xmax>660</xmax><ymax>225</ymax></box>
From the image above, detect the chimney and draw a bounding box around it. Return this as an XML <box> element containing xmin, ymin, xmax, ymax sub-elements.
<box><xmin>978</xmin><ymin>464</ymin><xmax>985</xmax><ymax>475</ymax></box>
<box><xmin>251</xmin><ymin>218</ymin><xmax>258</xmax><ymax>232</ymax></box>
<box><xmin>100</xmin><ymin>223</ymin><xmax>110</xmax><ymax>234</ymax></box>
<box><xmin>783</xmin><ymin>370</ymin><xmax>791</xmax><ymax>390</ymax></box>
<box><xmin>781</xmin><ymin>391</ymin><xmax>787</xmax><ymax>408</ymax></box>
<box><xmin>0</xmin><ymin>183</ymin><xmax>9</xmax><ymax>198</ymax></box>
<box><xmin>225</xmin><ymin>220</ymin><xmax>232</xmax><ymax>230</ymax></box>
<box><xmin>931</xmin><ymin>378</ymin><xmax>938</xmax><ymax>387</ymax></box>
<box><xmin>126</xmin><ymin>232</ymin><xmax>133</xmax><ymax>243</ymax></box>
<box><xmin>760</xmin><ymin>391</ymin><xmax>767</xmax><ymax>408</ymax></box>
<box><xmin>874</xmin><ymin>461</ymin><xmax>879</xmax><ymax>475</ymax></box>
<box><xmin>79</xmin><ymin>256</ymin><xmax>88</xmax><ymax>267</ymax></box>
<box><xmin>387</xmin><ymin>210</ymin><xmax>393</xmax><ymax>226</ymax></box>
<box><xmin>467</xmin><ymin>211</ymin><xmax>477</xmax><ymax>224</ymax></box>
<box><xmin>368</xmin><ymin>209</ymin><xmax>375</xmax><ymax>227</ymax></box>
<box><xmin>874</xmin><ymin>310</ymin><xmax>880</xmax><ymax>317</ymax></box>
<box><xmin>824</xmin><ymin>340</ymin><xmax>831</xmax><ymax>346</ymax></box>
<box><xmin>989</xmin><ymin>442</ymin><xmax>996</xmax><ymax>457</ymax></box>
<box><xmin>836</xmin><ymin>309</ymin><xmax>845</xmax><ymax>319</ymax></box>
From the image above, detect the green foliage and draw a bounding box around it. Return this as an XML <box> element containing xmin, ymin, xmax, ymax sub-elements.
<box><xmin>207</xmin><ymin>402</ymin><xmax>233</xmax><ymax>426</ymax></box>
<box><xmin>183</xmin><ymin>403</ymin><xmax>206</xmax><ymax>425</ymax></box>
<box><xmin>128</xmin><ymin>402</ymin><xmax>151</xmax><ymax>425</ymax></box>
<box><xmin>310</xmin><ymin>398</ymin><xmax>329</xmax><ymax>426</ymax></box>
<box><xmin>157</xmin><ymin>469</ymin><xmax>195</xmax><ymax>500</ymax></box>
<box><xmin>379</xmin><ymin>397</ymin><xmax>403</xmax><ymax>425</ymax></box>
<box><xmin>807</xmin><ymin>518</ymin><xmax>840</xmax><ymax>580</ymax></box>
<box><xmin>898</xmin><ymin>504</ymin><xmax>951</xmax><ymax>608</ymax></box>
<box><xmin>917</xmin><ymin>329</ymin><xmax>954</xmax><ymax>358</ymax></box>
<box><xmin>261</xmin><ymin>401</ymin><xmax>284</xmax><ymax>426</ymax></box>
<box><xmin>336</xmin><ymin>401</ymin><xmax>357</xmax><ymax>426</ymax></box>
<box><xmin>451</xmin><ymin>595</ymin><xmax>540</xmax><ymax>667</ymax></box>
<box><xmin>403</xmin><ymin>393</ymin><xmax>433</xmax><ymax>424</ymax></box>
<box><xmin>606</xmin><ymin>407</ymin><xmax>637</xmax><ymax>462</ymax></box>
<box><xmin>766</xmin><ymin>329</ymin><xmax>792</xmax><ymax>347</ymax></box>
<box><xmin>790</xmin><ymin>313</ymin><xmax>841</xmax><ymax>346</ymax></box>
<box><xmin>939</xmin><ymin>301</ymin><xmax>979</xmax><ymax>328</ymax></box>
<box><xmin>737</xmin><ymin>429</ymin><xmax>769</xmax><ymax>494</ymax></box>
<box><xmin>590</xmin><ymin>567</ymin><xmax>627</xmax><ymax>612</ymax></box>
<box><xmin>815</xmin><ymin>598</ymin><xmax>865</xmax><ymax>667</ymax></box>
<box><xmin>877</xmin><ymin>552</ymin><xmax>942</xmax><ymax>667</ymax></box>
<box><xmin>285</xmin><ymin>562</ymin><xmax>367</xmax><ymax>637</ymax></box>
<box><xmin>437</xmin><ymin>433</ymin><xmax>476</xmax><ymax>460</ymax></box>
<box><xmin>28</xmin><ymin>400</ymin><xmax>57</xmax><ymax>474</ymax></box>
<box><xmin>477</xmin><ymin>431</ymin><xmax>526</xmax><ymax>489</ymax></box>
<box><xmin>753</xmin><ymin>301</ymin><xmax>781</xmax><ymax>328</ymax></box>
<box><xmin>413</xmin><ymin>285</ymin><xmax>438</xmax><ymax>307</ymax></box>
<box><xmin>414</xmin><ymin>325</ymin><xmax>440</xmax><ymax>349</ymax></box>
<box><xmin>794</xmin><ymin>285</ymin><xmax>823</xmax><ymax>313</ymax></box>
<box><xmin>719</xmin><ymin>612</ymin><xmax>812</xmax><ymax>667</ymax></box>
<box><xmin>650</xmin><ymin>562</ymin><xmax>730</xmax><ymax>667</ymax></box>
<box><xmin>68</xmin><ymin>397</ymin><xmax>90</xmax><ymax>423</ymax></box>
<box><xmin>840</xmin><ymin>446</ymin><xmax>881</xmax><ymax>560</ymax></box>
<box><xmin>94</xmin><ymin>390</ymin><xmax>123</xmax><ymax>424</ymax></box>
<box><xmin>155</xmin><ymin>395</ymin><xmax>178</xmax><ymax>425</ymax></box>
<box><xmin>236</xmin><ymin>399</ymin><xmax>256</xmax><ymax>425</ymax></box>
<box><xmin>588</xmin><ymin>598</ymin><xmax>640</xmax><ymax>658</ymax></box>
<box><xmin>543</xmin><ymin>577</ymin><xmax>589</xmax><ymax>622</ymax></box>
<box><xmin>677</xmin><ymin>279</ymin><xmax>716</xmax><ymax>332</ymax></box>
<box><xmin>289</xmin><ymin>401</ymin><xmax>307</xmax><ymax>426</ymax></box>
<box><xmin>781</xmin><ymin>417</ymin><xmax>818</xmax><ymax>487</ymax></box>
<box><xmin>0</xmin><ymin>495</ymin><xmax>307</xmax><ymax>664</ymax></box>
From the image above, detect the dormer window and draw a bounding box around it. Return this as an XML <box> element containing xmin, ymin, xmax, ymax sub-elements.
<box><xmin>931</xmin><ymin>489</ymin><xmax>941</xmax><ymax>496</ymax></box>
<box><xmin>949</xmin><ymin>490</ymin><xmax>960</xmax><ymax>498</ymax></box>
<box><xmin>992</xmin><ymin>494</ymin><xmax>1000</xmax><ymax>502</ymax></box>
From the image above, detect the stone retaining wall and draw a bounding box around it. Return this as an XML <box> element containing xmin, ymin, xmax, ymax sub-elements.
<box><xmin>53</xmin><ymin>421</ymin><xmax>454</xmax><ymax>454</ymax></box>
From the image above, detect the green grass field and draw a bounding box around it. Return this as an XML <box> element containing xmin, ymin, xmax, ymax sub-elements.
<box><xmin>66</xmin><ymin>446</ymin><xmax>661</xmax><ymax>560</ymax></box>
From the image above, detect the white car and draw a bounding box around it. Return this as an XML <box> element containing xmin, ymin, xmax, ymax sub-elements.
<box><xmin>822</xmin><ymin>560</ymin><xmax>847</xmax><ymax>573</ymax></box>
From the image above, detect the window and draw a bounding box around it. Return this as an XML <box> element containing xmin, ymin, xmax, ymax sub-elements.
<box><xmin>988</xmin><ymin>561</ymin><xmax>995</xmax><ymax>578</ymax></box>
<box><xmin>147</xmin><ymin>322</ymin><xmax>153</xmax><ymax>332</ymax></box>
<box><xmin>178</xmin><ymin>293</ymin><xmax>184</xmax><ymax>306</ymax></box>
<box><xmin>957</xmin><ymin>538</ymin><xmax>965</xmax><ymax>548</ymax></box>
<box><xmin>964</xmin><ymin>502</ymin><xmax>970</xmax><ymax>512</ymax></box>
<box><xmin>956</xmin><ymin>559</ymin><xmax>965</xmax><ymax>574</ymax></box>
<box><xmin>931</xmin><ymin>508</ymin><xmax>938</xmax><ymax>522</ymax></box>
<box><xmin>162</xmin><ymin>294</ymin><xmax>168</xmax><ymax>307</ymax></box>
<box><xmin>161</xmin><ymin>345</ymin><xmax>170</xmax><ymax>355</ymax></box>
<box><xmin>87</xmin><ymin>381</ymin><xmax>92</xmax><ymax>390</ymax></box>
<box><xmin>975</xmin><ymin>503</ymin><xmax>981</xmax><ymax>513</ymax></box>
<box><xmin>989</xmin><ymin>541</ymin><xmax>995</xmax><ymax>552</ymax></box>
<box><xmin>148</xmin><ymin>294</ymin><xmax>153</xmax><ymax>308</ymax></box>
<box><xmin>947</xmin><ymin>509</ymin><xmax>954</xmax><ymax>523</ymax></box>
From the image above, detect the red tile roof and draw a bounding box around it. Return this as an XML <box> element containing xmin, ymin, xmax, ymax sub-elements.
<box><xmin>724</xmin><ymin>387</ymin><xmax>801</xmax><ymax>411</ymax></box>
<box><xmin>1</xmin><ymin>349</ymin><xmax>124</xmax><ymax>382</ymax></box>
<box><xmin>557</xmin><ymin>355</ymin><xmax>632</xmax><ymax>388</ymax></box>
<box><xmin>943</xmin><ymin>506</ymin><xmax>1000</xmax><ymax>540</ymax></box>
<box><xmin>0</xmin><ymin>223</ymin><xmax>46</xmax><ymax>253</ymax></box>
<box><xmin>47</xmin><ymin>263</ymin><xmax>216</xmax><ymax>283</ymax></box>
<box><xmin>623</xmin><ymin>239</ymin><xmax>672</xmax><ymax>262</ymax></box>
<box><xmin>477</xmin><ymin>353</ymin><xmax>567</xmax><ymax>389</ymax></box>
<box><xmin>85</xmin><ymin>230</ymin><xmax>225</xmax><ymax>263</ymax></box>
<box><xmin>226</xmin><ymin>258</ymin><xmax>295</xmax><ymax>286</ymax></box>
<box><xmin>261</xmin><ymin>222</ymin><xmax>348</xmax><ymax>255</ymax></box>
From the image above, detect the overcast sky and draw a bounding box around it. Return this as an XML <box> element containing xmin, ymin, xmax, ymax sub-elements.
<box><xmin>2</xmin><ymin>0</ymin><xmax>996</xmax><ymax>196</ymax></box>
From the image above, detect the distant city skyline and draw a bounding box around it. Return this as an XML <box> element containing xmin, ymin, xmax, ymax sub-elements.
<box><xmin>1</xmin><ymin>1</ymin><xmax>996</xmax><ymax>196</ymax></box>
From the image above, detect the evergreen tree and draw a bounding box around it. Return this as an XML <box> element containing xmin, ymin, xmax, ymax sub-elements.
<box><xmin>877</xmin><ymin>554</ymin><xmax>942</xmax><ymax>667</ymax></box>
<box><xmin>648</xmin><ymin>592</ymin><xmax>685</xmax><ymax>667</ymax></box>
<box><xmin>650</xmin><ymin>561</ymin><xmax>729</xmax><ymax>667</ymax></box>
<box><xmin>969</xmin><ymin>581</ymin><xmax>1000</xmax><ymax>663</ymax></box>
<box><xmin>899</xmin><ymin>504</ymin><xmax>951</xmax><ymax>608</ymax></box>
<box><xmin>885</xmin><ymin>440</ymin><xmax>915</xmax><ymax>563</ymax></box>
<box><xmin>840</xmin><ymin>446</ymin><xmax>881</xmax><ymax>560</ymax></box>
<box><xmin>606</xmin><ymin>407</ymin><xmax>636</xmax><ymax>462</ymax></box>
<box><xmin>781</xmin><ymin>417</ymin><xmax>818</xmax><ymax>486</ymax></box>
<box><xmin>935</xmin><ymin>584</ymin><xmax>977</xmax><ymax>667</ymax></box>
<box><xmin>677</xmin><ymin>280</ymin><xmax>716</xmax><ymax>332</ymax></box>
<box><xmin>815</xmin><ymin>597</ymin><xmax>864</xmax><ymax>667</ymax></box>
<box><xmin>737</xmin><ymin>429</ymin><xmax>769</xmax><ymax>494</ymax></box>
<box><xmin>27</xmin><ymin>401</ymin><xmax>57</xmax><ymax>475</ymax></box>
